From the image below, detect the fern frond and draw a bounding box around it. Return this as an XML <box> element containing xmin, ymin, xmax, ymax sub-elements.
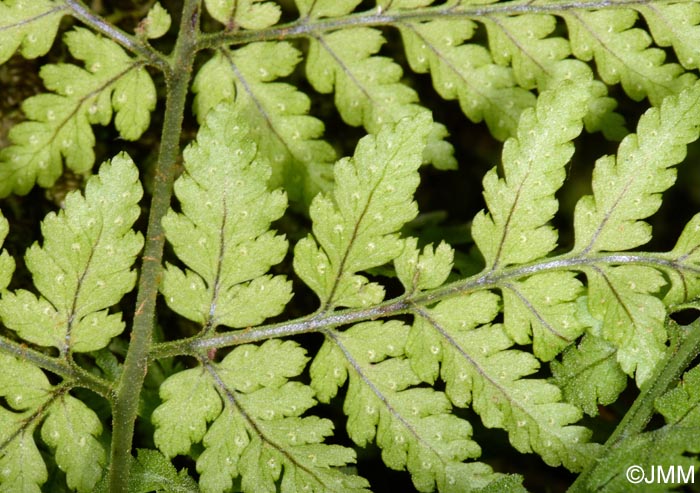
<box><xmin>572</xmin><ymin>81</ymin><xmax>700</xmax><ymax>383</ymax></box>
<box><xmin>311</xmin><ymin>321</ymin><xmax>501</xmax><ymax>492</ymax></box>
<box><xmin>305</xmin><ymin>27</ymin><xmax>456</xmax><ymax>169</ymax></box>
<box><xmin>293</xmin><ymin>113</ymin><xmax>430</xmax><ymax>309</ymax></box>
<box><xmin>128</xmin><ymin>449</ymin><xmax>200</xmax><ymax>493</ymax></box>
<box><xmin>581</xmin><ymin>361</ymin><xmax>700</xmax><ymax>492</ymax></box>
<box><xmin>0</xmin><ymin>0</ymin><xmax>65</xmax><ymax>65</ymax></box>
<box><xmin>562</xmin><ymin>9</ymin><xmax>696</xmax><ymax>104</ymax></box>
<box><xmin>0</xmin><ymin>213</ymin><xmax>15</xmax><ymax>291</ymax></box>
<box><xmin>473</xmin><ymin>81</ymin><xmax>591</xmax><ymax>269</ymax></box>
<box><xmin>635</xmin><ymin>2</ymin><xmax>700</xmax><ymax>71</ymax></box>
<box><xmin>153</xmin><ymin>340</ymin><xmax>369</xmax><ymax>493</ymax></box>
<box><xmin>0</xmin><ymin>153</ymin><xmax>143</xmax><ymax>353</ymax></box>
<box><xmin>409</xmin><ymin>294</ymin><xmax>599</xmax><ymax>471</ymax></box>
<box><xmin>551</xmin><ymin>334</ymin><xmax>628</xmax><ymax>417</ymax></box>
<box><xmin>664</xmin><ymin>213</ymin><xmax>700</xmax><ymax>304</ymax></box>
<box><xmin>161</xmin><ymin>103</ymin><xmax>291</xmax><ymax>331</ymax></box>
<box><xmin>192</xmin><ymin>43</ymin><xmax>336</xmax><ymax>204</ymax></box>
<box><xmin>140</xmin><ymin>3</ymin><xmax>172</xmax><ymax>40</ymax></box>
<box><xmin>398</xmin><ymin>17</ymin><xmax>533</xmax><ymax>141</ymax></box>
<box><xmin>0</xmin><ymin>28</ymin><xmax>156</xmax><ymax>196</ymax></box>
<box><xmin>481</xmin><ymin>13</ymin><xmax>626</xmax><ymax>139</ymax></box>
<box><xmin>0</xmin><ymin>354</ymin><xmax>106</xmax><ymax>492</ymax></box>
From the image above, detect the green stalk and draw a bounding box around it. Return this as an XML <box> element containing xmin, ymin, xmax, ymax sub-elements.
<box><xmin>568</xmin><ymin>317</ymin><xmax>700</xmax><ymax>492</ymax></box>
<box><xmin>106</xmin><ymin>1</ymin><xmax>201</xmax><ymax>490</ymax></box>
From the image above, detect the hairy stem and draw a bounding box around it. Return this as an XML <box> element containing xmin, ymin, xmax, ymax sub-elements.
<box><xmin>196</xmin><ymin>0</ymin><xmax>663</xmax><ymax>49</ymax></box>
<box><xmin>0</xmin><ymin>336</ymin><xmax>112</xmax><ymax>396</ymax></box>
<box><xmin>150</xmin><ymin>251</ymin><xmax>700</xmax><ymax>358</ymax></box>
<box><xmin>106</xmin><ymin>1</ymin><xmax>201</xmax><ymax>490</ymax></box>
<box><xmin>568</xmin><ymin>317</ymin><xmax>700</xmax><ymax>492</ymax></box>
<box><xmin>65</xmin><ymin>0</ymin><xmax>169</xmax><ymax>71</ymax></box>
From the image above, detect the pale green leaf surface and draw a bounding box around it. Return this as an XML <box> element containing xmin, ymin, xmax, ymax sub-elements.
<box><xmin>472</xmin><ymin>82</ymin><xmax>591</xmax><ymax>269</ymax></box>
<box><xmin>574</xmin><ymin>81</ymin><xmax>700</xmax><ymax>254</ymax></box>
<box><xmin>551</xmin><ymin>335</ymin><xmax>627</xmax><ymax>416</ymax></box>
<box><xmin>142</xmin><ymin>2</ymin><xmax>171</xmax><ymax>39</ymax></box>
<box><xmin>162</xmin><ymin>104</ymin><xmax>290</xmax><ymax>330</ymax></box>
<box><xmin>0</xmin><ymin>213</ymin><xmax>15</xmax><ymax>290</ymax></box>
<box><xmin>484</xmin><ymin>14</ymin><xmax>569</xmax><ymax>90</ymax></box>
<box><xmin>395</xmin><ymin>237</ymin><xmax>453</xmax><ymax>294</ymax></box>
<box><xmin>399</xmin><ymin>18</ymin><xmax>534</xmax><ymax>141</ymax></box>
<box><xmin>295</xmin><ymin>0</ymin><xmax>360</xmax><ymax>18</ymax></box>
<box><xmin>411</xmin><ymin>295</ymin><xmax>598</xmax><ymax>471</ymax></box>
<box><xmin>153</xmin><ymin>367</ymin><xmax>223</xmax><ymax>458</ymax></box>
<box><xmin>204</xmin><ymin>0</ymin><xmax>281</xmax><ymax>29</ymax></box>
<box><xmin>293</xmin><ymin>114</ymin><xmax>430</xmax><ymax>309</ymax></box>
<box><xmin>0</xmin><ymin>0</ymin><xmax>64</xmax><ymax>64</ymax></box>
<box><xmin>665</xmin><ymin>212</ymin><xmax>700</xmax><ymax>303</ymax></box>
<box><xmin>636</xmin><ymin>3</ymin><xmax>700</xmax><ymax>70</ymax></box>
<box><xmin>0</xmin><ymin>354</ymin><xmax>51</xmax><ymax>493</ymax></box>
<box><xmin>569</xmin><ymin>83</ymin><xmax>700</xmax><ymax>384</ymax></box>
<box><xmin>656</xmin><ymin>362</ymin><xmax>700</xmax><ymax>426</ymax></box>
<box><xmin>40</xmin><ymin>395</ymin><xmax>106</xmax><ymax>492</ymax></box>
<box><xmin>192</xmin><ymin>44</ymin><xmax>336</xmax><ymax>204</ymax></box>
<box><xmin>0</xmin><ymin>28</ymin><xmax>156</xmax><ymax>196</ymax></box>
<box><xmin>0</xmin><ymin>153</ymin><xmax>143</xmax><ymax>353</ymax></box>
<box><xmin>306</xmin><ymin>27</ymin><xmax>456</xmax><ymax>169</ymax></box>
<box><xmin>311</xmin><ymin>321</ymin><xmax>499</xmax><ymax>492</ymax></box>
<box><xmin>129</xmin><ymin>449</ymin><xmax>199</xmax><ymax>493</ymax></box>
<box><xmin>502</xmin><ymin>272</ymin><xmax>586</xmax><ymax>361</ymax></box>
<box><xmin>563</xmin><ymin>9</ymin><xmax>696</xmax><ymax>104</ymax></box>
<box><xmin>584</xmin><ymin>265</ymin><xmax>668</xmax><ymax>385</ymax></box>
<box><xmin>482</xmin><ymin>15</ymin><xmax>626</xmax><ymax>140</ymax></box>
<box><xmin>155</xmin><ymin>340</ymin><xmax>367</xmax><ymax>493</ymax></box>
<box><xmin>378</xmin><ymin>0</ymin><xmax>433</xmax><ymax>9</ymax></box>
<box><xmin>0</xmin><ymin>354</ymin><xmax>106</xmax><ymax>492</ymax></box>
<box><xmin>474</xmin><ymin>474</ymin><xmax>527</xmax><ymax>493</ymax></box>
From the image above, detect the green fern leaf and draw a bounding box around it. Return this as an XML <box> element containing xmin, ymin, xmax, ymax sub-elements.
<box><xmin>572</xmin><ymin>81</ymin><xmax>700</xmax><ymax>383</ymax></box>
<box><xmin>293</xmin><ymin>113</ymin><xmax>430</xmax><ymax>309</ymax></box>
<box><xmin>129</xmin><ymin>449</ymin><xmax>199</xmax><ymax>493</ymax></box>
<box><xmin>410</xmin><ymin>294</ymin><xmax>598</xmax><ymax>472</ymax></box>
<box><xmin>664</xmin><ymin>213</ymin><xmax>700</xmax><ymax>304</ymax></box>
<box><xmin>0</xmin><ymin>153</ymin><xmax>143</xmax><ymax>353</ymax></box>
<box><xmin>395</xmin><ymin>237</ymin><xmax>454</xmax><ymax>295</ymax></box>
<box><xmin>0</xmin><ymin>28</ymin><xmax>156</xmax><ymax>196</ymax></box>
<box><xmin>483</xmin><ymin>14</ymin><xmax>569</xmax><ymax>91</ymax></box>
<box><xmin>398</xmin><ymin>18</ymin><xmax>534</xmax><ymax>140</ymax></box>
<box><xmin>0</xmin><ymin>212</ymin><xmax>15</xmax><ymax>291</ymax></box>
<box><xmin>574</xmin><ymin>82</ymin><xmax>700</xmax><ymax>253</ymax></box>
<box><xmin>636</xmin><ymin>3</ymin><xmax>700</xmax><ymax>71</ymax></box>
<box><xmin>161</xmin><ymin>103</ymin><xmax>291</xmax><ymax>331</ymax></box>
<box><xmin>377</xmin><ymin>0</ymin><xmax>433</xmax><ymax>9</ymax></box>
<box><xmin>551</xmin><ymin>334</ymin><xmax>627</xmax><ymax>416</ymax></box>
<box><xmin>204</xmin><ymin>0</ymin><xmax>281</xmax><ymax>29</ymax></box>
<box><xmin>192</xmin><ymin>44</ymin><xmax>336</xmax><ymax>204</ymax></box>
<box><xmin>582</xmin><ymin>362</ymin><xmax>700</xmax><ymax>492</ymax></box>
<box><xmin>153</xmin><ymin>340</ymin><xmax>368</xmax><ymax>493</ymax></box>
<box><xmin>295</xmin><ymin>0</ymin><xmax>359</xmax><ymax>18</ymax></box>
<box><xmin>140</xmin><ymin>3</ymin><xmax>171</xmax><ymax>40</ymax></box>
<box><xmin>481</xmin><ymin>14</ymin><xmax>626</xmax><ymax>140</ymax></box>
<box><xmin>311</xmin><ymin>321</ymin><xmax>501</xmax><ymax>492</ymax></box>
<box><xmin>562</xmin><ymin>9</ymin><xmax>696</xmax><ymax>104</ymax></box>
<box><xmin>0</xmin><ymin>354</ymin><xmax>106</xmax><ymax>493</ymax></box>
<box><xmin>0</xmin><ymin>0</ymin><xmax>65</xmax><ymax>64</ymax></box>
<box><xmin>472</xmin><ymin>81</ymin><xmax>591</xmax><ymax>269</ymax></box>
<box><xmin>306</xmin><ymin>27</ymin><xmax>456</xmax><ymax>169</ymax></box>
<box><xmin>502</xmin><ymin>272</ymin><xmax>586</xmax><ymax>361</ymax></box>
